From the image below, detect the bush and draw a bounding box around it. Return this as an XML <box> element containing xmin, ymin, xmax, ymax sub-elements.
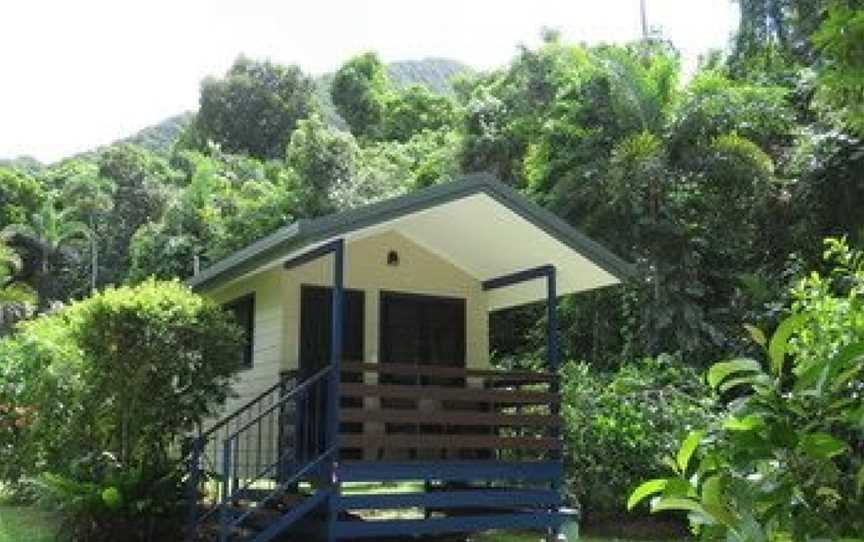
<box><xmin>562</xmin><ymin>354</ymin><xmax>715</xmax><ymax>518</ymax></box>
<box><xmin>630</xmin><ymin>238</ymin><xmax>864</xmax><ymax>540</ymax></box>
<box><xmin>35</xmin><ymin>453</ymin><xmax>186</xmax><ymax>542</ymax></box>
<box><xmin>0</xmin><ymin>280</ymin><xmax>242</xmax><ymax>509</ymax></box>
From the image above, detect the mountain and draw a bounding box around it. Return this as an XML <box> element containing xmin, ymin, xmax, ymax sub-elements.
<box><xmin>386</xmin><ymin>58</ymin><xmax>471</xmax><ymax>94</ymax></box>
<box><xmin>120</xmin><ymin>112</ymin><xmax>195</xmax><ymax>154</ymax></box>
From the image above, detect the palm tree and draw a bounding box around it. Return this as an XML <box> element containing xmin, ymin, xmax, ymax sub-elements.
<box><xmin>62</xmin><ymin>173</ymin><xmax>114</xmax><ymax>292</ymax></box>
<box><xmin>0</xmin><ymin>242</ymin><xmax>35</xmax><ymax>333</ymax></box>
<box><xmin>3</xmin><ymin>198</ymin><xmax>90</xmax><ymax>307</ymax></box>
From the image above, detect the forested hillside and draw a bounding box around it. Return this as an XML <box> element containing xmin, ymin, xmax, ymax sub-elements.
<box><xmin>1</xmin><ymin>1</ymin><xmax>863</xmax><ymax>370</ymax></box>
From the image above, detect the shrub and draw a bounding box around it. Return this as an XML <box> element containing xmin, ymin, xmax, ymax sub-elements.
<box><xmin>562</xmin><ymin>354</ymin><xmax>715</xmax><ymax>517</ymax></box>
<box><xmin>0</xmin><ymin>279</ymin><xmax>242</xmax><ymax>486</ymax></box>
<box><xmin>35</xmin><ymin>453</ymin><xmax>186</xmax><ymax>542</ymax></box>
<box><xmin>630</xmin><ymin>238</ymin><xmax>864</xmax><ymax>540</ymax></box>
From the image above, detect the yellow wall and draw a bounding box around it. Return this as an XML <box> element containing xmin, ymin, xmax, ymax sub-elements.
<box><xmin>281</xmin><ymin>230</ymin><xmax>489</xmax><ymax>372</ymax></box>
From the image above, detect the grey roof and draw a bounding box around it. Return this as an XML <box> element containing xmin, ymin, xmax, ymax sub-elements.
<box><xmin>188</xmin><ymin>173</ymin><xmax>634</xmax><ymax>291</ymax></box>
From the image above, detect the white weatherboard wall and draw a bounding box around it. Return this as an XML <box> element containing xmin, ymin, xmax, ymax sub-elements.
<box><xmin>201</xmin><ymin>230</ymin><xmax>491</xmax><ymax>432</ymax></box>
<box><xmin>209</xmin><ymin>268</ymin><xmax>284</xmax><ymax>412</ymax></box>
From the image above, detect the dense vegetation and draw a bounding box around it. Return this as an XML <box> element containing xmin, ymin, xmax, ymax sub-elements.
<box><xmin>1</xmin><ymin>0</ymin><xmax>863</xmax><ymax>537</ymax></box>
<box><xmin>630</xmin><ymin>239</ymin><xmax>864</xmax><ymax>540</ymax></box>
<box><xmin>0</xmin><ymin>281</ymin><xmax>242</xmax><ymax>540</ymax></box>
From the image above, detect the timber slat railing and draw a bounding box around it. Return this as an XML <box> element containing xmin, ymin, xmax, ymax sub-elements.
<box><xmin>339</xmin><ymin>362</ymin><xmax>561</xmax><ymax>462</ymax></box>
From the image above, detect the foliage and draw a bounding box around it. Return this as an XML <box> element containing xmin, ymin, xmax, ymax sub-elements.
<box><xmin>380</xmin><ymin>84</ymin><xmax>461</xmax><ymax>142</ymax></box>
<box><xmin>629</xmin><ymin>238</ymin><xmax>864</xmax><ymax>540</ymax></box>
<box><xmin>286</xmin><ymin>115</ymin><xmax>359</xmax><ymax>216</ymax></box>
<box><xmin>331</xmin><ymin>52</ymin><xmax>391</xmax><ymax>139</ymax></box>
<box><xmin>812</xmin><ymin>2</ymin><xmax>864</xmax><ymax>135</ymax></box>
<box><xmin>0</xmin><ymin>168</ymin><xmax>43</xmax><ymax>228</ymax></box>
<box><xmin>0</xmin><ymin>280</ymin><xmax>242</xmax><ymax>485</ymax></box>
<box><xmin>561</xmin><ymin>355</ymin><xmax>714</xmax><ymax>516</ymax></box>
<box><xmin>34</xmin><ymin>454</ymin><xmax>184</xmax><ymax>542</ymax></box>
<box><xmin>194</xmin><ymin>56</ymin><xmax>317</xmax><ymax>159</ymax></box>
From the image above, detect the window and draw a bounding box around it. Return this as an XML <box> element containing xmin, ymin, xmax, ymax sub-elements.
<box><xmin>224</xmin><ymin>294</ymin><xmax>255</xmax><ymax>369</ymax></box>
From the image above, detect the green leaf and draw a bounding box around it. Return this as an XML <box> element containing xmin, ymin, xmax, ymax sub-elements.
<box><xmin>743</xmin><ymin>324</ymin><xmax>766</xmax><ymax>348</ymax></box>
<box><xmin>768</xmin><ymin>314</ymin><xmax>807</xmax><ymax>376</ymax></box>
<box><xmin>628</xmin><ymin>479</ymin><xmax>668</xmax><ymax>510</ymax></box>
<box><xmin>677</xmin><ymin>430</ymin><xmax>705</xmax><ymax>474</ymax></box>
<box><xmin>707</xmin><ymin>358</ymin><xmax>763</xmax><ymax>389</ymax></box>
<box><xmin>723</xmin><ymin>414</ymin><xmax>764</xmax><ymax>432</ymax></box>
<box><xmin>719</xmin><ymin>373</ymin><xmax>770</xmax><ymax>393</ymax></box>
<box><xmin>650</xmin><ymin>496</ymin><xmax>708</xmax><ymax>516</ymax></box>
<box><xmin>701</xmin><ymin>476</ymin><xmax>735</xmax><ymax>527</ymax></box>
<box><xmin>799</xmin><ymin>432</ymin><xmax>848</xmax><ymax>459</ymax></box>
<box><xmin>101</xmin><ymin>486</ymin><xmax>123</xmax><ymax>511</ymax></box>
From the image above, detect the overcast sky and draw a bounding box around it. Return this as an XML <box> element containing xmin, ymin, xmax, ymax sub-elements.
<box><xmin>0</xmin><ymin>1</ymin><xmax>739</xmax><ymax>163</ymax></box>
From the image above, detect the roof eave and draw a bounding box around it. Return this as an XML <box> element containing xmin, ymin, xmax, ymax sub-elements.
<box><xmin>187</xmin><ymin>173</ymin><xmax>635</xmax><ymax>293</ymax></box>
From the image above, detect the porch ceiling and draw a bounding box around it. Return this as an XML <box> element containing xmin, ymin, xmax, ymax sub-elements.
<box><xmin>371</xmin><ymin>194</ymin><xmax>620</xmax><ymax>310</ymax></box>
<box><xmin>189</xmin><ymin>174</ymin><xmax>632</xmax><ymax>310</ymax></box>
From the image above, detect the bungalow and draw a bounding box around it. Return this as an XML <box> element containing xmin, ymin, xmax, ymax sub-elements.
<box><xmin>184</xmin><ymin>173</ymin><xmax>631</xmax><ymax>542</ymax></box>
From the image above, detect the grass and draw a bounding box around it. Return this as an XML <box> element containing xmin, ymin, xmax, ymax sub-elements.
<box><xmin>0</xmin><ymin>506</ymin><xmax>57</xmax><ymax>542</ymax></box>
<box><xmin>0</xmin><ymin>503</ymin><xmax>679</xmax><ymax>542</ymax></box>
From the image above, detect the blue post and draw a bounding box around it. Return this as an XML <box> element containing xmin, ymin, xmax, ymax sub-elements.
<box><xmin>219</xmin><ymin>438</ymin><xmax>232</xmax><ymax>542</ymax></box>
<box><xmin>185</xmin><ymin>436</ymin><xmax>203</xmax><ymax>542</ymax></box>
<box><xmin>327</xmin><ymin>239</ymin><xmax>345</xmax><ymax>542</ymax></box>
<box><xmin>546</xmin><ymin>266</ymin><xmax>562</xmax><ymax>541</ymax></box>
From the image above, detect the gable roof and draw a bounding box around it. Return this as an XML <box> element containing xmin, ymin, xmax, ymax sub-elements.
<box><xmin>189</xmin><ymin>173</ymin><xmax>633</xmax><ymax>307</ymax></box>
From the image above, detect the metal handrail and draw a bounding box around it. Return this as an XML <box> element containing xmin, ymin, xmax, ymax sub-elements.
<box><xmin>226</xmin><ymin>365</ymin><xmax>331</xmax><ymax>439</ymax></box>
<box><xmin>199</xmin><ymin>370</ymin><xmax>298</xmax><ymax>439</ymax></box>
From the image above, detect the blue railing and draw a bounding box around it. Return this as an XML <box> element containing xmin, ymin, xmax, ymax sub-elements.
<box><xmin>185</xmin><ymin>366</ymin><xmax>334</xmax><ymax>541</ymax></box>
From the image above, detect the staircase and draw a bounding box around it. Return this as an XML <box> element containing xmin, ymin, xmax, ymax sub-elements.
<box><xmin>185</xmin><ymin>366</ymin><xmax>336</xmax><ymax>542</ymax></box>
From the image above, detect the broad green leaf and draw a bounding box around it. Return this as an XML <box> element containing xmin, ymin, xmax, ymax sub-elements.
<box><xmin>664</xmin><ymin>477</ymin><xmax>696</xmax><ymax>498</ymax></box>
<box><xmin>723</xmin><ymin>414</ymin><xmax>765</xmax><ymax>432</ymax></box>
<box><xmin>799</xmin><ymin>432</ymin><xmax>849</xmax><ymax>459</ymax></box>
<box><xmin>743</xmin><ymin>324</ymin><xmax>766</xmax><ymax>348</ymax></box>
<box><xmin>677</xmin><ymin>430</ymin><xmax>705</xmax><ymax>474</ymax></box>
<box><xmin>651</xmin><ymin>496</ymin><xmax>709</xmax><ymax>516</ymax></box>
<box><xmin>701</xmin><ymin>476</ymin><xmax>735</xmax><ymax>527</ymax></box>
<box><xmin>768</xmin><ymin>314</ymin><xmax>807</xmax><ymax>376</ymax></box>
<box><xmin>628</xmin><ymin>479</ymin><xmax>668</xmax><ymax>510</ymax></box>
<box><xmin>707</xmin><ymin>358</ymin><xmax>763</xmax><ymax>389</ymax></box>
<box><xmin>719</xmin><ymin>373</ymin><xmax>770</xmax><ymax>393</ymax></box>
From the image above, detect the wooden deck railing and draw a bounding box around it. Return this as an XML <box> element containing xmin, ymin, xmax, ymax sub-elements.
<box><xmin>338</xmin><ymin>362</ymin><xmax>561</xmax><ymax>462</ymax></box>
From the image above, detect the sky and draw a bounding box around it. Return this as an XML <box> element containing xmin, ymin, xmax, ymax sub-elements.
<box><xmin>0</xmin><ymin>0</ymin><xmax>739</xmax><ymax>164</ymax></box>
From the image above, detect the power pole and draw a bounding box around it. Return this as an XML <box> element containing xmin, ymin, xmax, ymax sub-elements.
<box><xmin>640</xmin><ymin>0</ymin><xmax>649</xmax><ymax>42</ymax></box>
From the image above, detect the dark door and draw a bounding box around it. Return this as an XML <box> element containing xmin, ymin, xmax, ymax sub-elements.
<box><xmin>380</xmin><ymin>291</ymin><xmax>466</xmax><ymax>373</ymax></box>
<box><xmin>297</xmin><ymin>286</ymin><xmax>364</xmax><ymax>460</ymax></box>
<box><xmin>299</xmin><ymin>285</ymin><xmax>364</xmax><ymax>376</ymax></box>
<box><xmin>379</xmin><ymin>292</ymin><xmax>467</xmax><ymax>458</ymax></box>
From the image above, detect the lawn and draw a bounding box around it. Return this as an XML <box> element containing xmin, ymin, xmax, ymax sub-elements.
<box><xmin>0</xmin><ymin>506</ymin><xmax>56</xmax><ymax>542</ymax></box>
<box><xmin>0</xmin><ymin>505</ymin><xmax>679</xmax><ymax>542</ymax></box>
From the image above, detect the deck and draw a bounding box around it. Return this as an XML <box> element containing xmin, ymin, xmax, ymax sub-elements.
<box><xmin>187</xmin><ymin>363</ymin><xmax>564</xmax><ymax>541</ymax></box>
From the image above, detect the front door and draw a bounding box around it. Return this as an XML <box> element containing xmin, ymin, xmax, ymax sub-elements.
<box><xmin>379</xmin><ymin>291</ymin><xmax>466</xmax><ymax>374</ymax></box>
<box><xmin>379</xmin><ymin>292</ymin><xmax>466</xmax><ymax>458</ymax></box>
<box><xmin>296</xmin><ymin>285</ymin><xmax>364</xmax><ymax>460</ymax></box>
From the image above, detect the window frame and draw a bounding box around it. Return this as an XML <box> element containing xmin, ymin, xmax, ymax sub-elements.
<box><xmin>224</xmin><ymin>293</ymin><xmax>255</xmax><ymax>370</ymax></box>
